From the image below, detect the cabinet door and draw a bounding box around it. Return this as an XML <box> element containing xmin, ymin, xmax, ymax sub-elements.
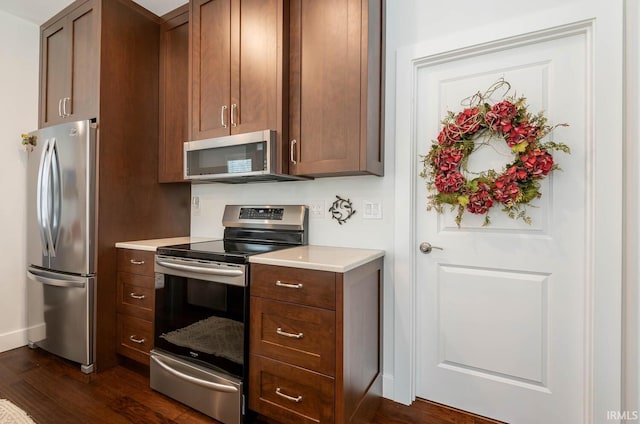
<box><xmin>289</xmin><ymin>0</ymin><xmax>384</xmax><ymax>177</ymax></box>
<box><xmin>191</xmin><ymin>0</ymin><xmax>232</xmax><ymax>140</ymax></box>
<box><xmin>159</xmin><ymin>8</ymin><xmax>189</xmax><ymax>182</ymax></box>
<box><xmin>40</xmin><ymin>16</ymin><xmax>69</xmax><ymax>127</ymax></box>
<box><xmin>39</xmin><ymin>1</ymin><xmax>98</xmax><ymax>128</ymax></box>
<box><xmin>230</xmin><ymin>0</ymin><xmax>283</xmax><ymax>135</ymax></box>
<box><xmin>67</xmin><ymin>1</ymin><xmax>99</xmax><ymax>122</ymax></box>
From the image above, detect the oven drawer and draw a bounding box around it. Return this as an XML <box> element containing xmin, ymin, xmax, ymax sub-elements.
<box><xmin>251</xmin><ymin>297</ymin><xmax>336</xmax><ymax>376</ymax></box>
<box><xmin>249</xmin><ymin>354</ymin><xmax>334</xmax><ymax>424</ymax></box>
<box><xmin>151</xmin><ymin>350</ymin><xmax>243</xmax><ymax>424</ymax></box>
<box><xmin>117</xmin><ymin>272</ymin><xmax>154</xmax><ymax>320</ymax></box>
<box><xmin>117</xmin><ymin>249</ymin><xmax>155</xmax><ymax>276</ymax></box>
<box><xmin>117</xmin><ymin>314</ymin><xmax>153</xmax><ymax>363</ymax></box>
<box><xmin>250</xmin><ymin>264</ymin><xmax>336</xmax><ymax>310</ymax></box>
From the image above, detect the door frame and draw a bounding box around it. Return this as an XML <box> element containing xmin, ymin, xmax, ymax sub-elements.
<box><xmin>392</xmin><ymin>3</ymin><xmax>626</xmax><ymax>421</ymax></box>
<box><xmin>623</xmin><ymin>0</ymin><xmax>640</xmax><ymax>416</ymax></box>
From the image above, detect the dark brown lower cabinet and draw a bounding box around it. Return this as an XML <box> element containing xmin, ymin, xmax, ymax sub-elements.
<box><xmin>249</xmin><ymin>259</ymin><xmax>383</xmax><ymax>424</ymax></box>
<box><xmin>116</xmin><ymin>248</ymin><xmax>156</xmax><ymax>365</ymax></box>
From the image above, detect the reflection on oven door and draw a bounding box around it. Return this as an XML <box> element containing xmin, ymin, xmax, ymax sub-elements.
<box><xmin>160</xmin><ymin>315</ymin><xmax>243</xmax><ymax>364</ymax></box>
<box><xmin>150</xmin><ymin>349</ymin><xmax>243</xmax><ymax>424</ymax></box>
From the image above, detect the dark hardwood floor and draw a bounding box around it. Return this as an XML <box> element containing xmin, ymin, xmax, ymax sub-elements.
<box><xmin>0</xmin><ymin>347</ymin><xmax>502</xmax><ymax>423</ymax></box>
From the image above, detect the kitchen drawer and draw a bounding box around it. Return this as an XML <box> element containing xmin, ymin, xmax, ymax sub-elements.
<box><xmin>117</xmin><ymin>248</ymin><xmax>155</xmax><ymax>276</ymax></box>
<box><xmin>250</xmin><ymin>264</ymin><xmax>335</xmax><ymax>310</ymax></box>
<box><xmin>117</xmin><ymin>272</ymin><xmax>154</xmax><ymax>320</ymax></box>
<box><xmin>117</xmin><ymin>314</ymin><xmax>153</xmax><ymax>364</ymax></box>
<box><xmin>249</xmin><ymin>355</ymin><xmax>334</xmax><ymax>424</ymax></box>
<box><xmin>251</xmin><ymin>297</ymin><xmax>335</xmax><ymax>376</ymax></box>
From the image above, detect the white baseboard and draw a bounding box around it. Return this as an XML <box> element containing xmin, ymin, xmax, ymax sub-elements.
<box><xmin>0</xmin><ymin>327</ymin><xmax>29</xmax><ymax>353</ymax></box>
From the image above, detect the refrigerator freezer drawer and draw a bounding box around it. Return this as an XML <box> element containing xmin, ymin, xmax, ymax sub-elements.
<box><xmin>27</xmin><ymin>266</ymin><xmax>95</xmax><ymax>373</ymax></box>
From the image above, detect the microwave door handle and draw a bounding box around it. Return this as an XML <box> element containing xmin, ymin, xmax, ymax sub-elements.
<box><xmin>151</xmin><ymin>355</ymin><xmax>238</xmax><ymax>393</ymax></box>
<box><xmin>156</xmin><ymin>259</ymin><xmax>243</xmax><ymax>277</ymax></box>
<box><xmin>36</xmin><ymin>138</ymin><xmax>50</xmax><ymax>256</ymax></box>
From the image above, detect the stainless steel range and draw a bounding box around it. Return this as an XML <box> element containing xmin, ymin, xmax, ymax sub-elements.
<box><xmin>150</xmin><ymin>205</ymin><xmax>308</xmax><ymax>424</ymax></box>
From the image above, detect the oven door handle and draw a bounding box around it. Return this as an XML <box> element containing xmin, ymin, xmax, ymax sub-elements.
<box><xmin>151</xmin><ymin>355</ymin><xmax>239</xmax><ymax>393</ymax></box>
<box><xmin>156</xmin><ymin>259</ymin><xmax>244</xmax><ymax>277</ymax></box>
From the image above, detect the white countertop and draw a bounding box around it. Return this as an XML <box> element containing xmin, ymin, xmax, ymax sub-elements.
<box><xmin>115</xmin><ymin>236</ymin><xmax>216</xmax><ymax>252</ymax></box>
<box><xmin>249</xmin><ymin>245</ymin><xmax>384</xmax><ymax>273</ymax></box>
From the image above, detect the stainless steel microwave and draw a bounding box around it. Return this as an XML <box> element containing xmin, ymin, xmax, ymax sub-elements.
<box><xmin>184</xmin><ymin>130</ymin><xmax>308</xmax><ymax>183</ymax></box>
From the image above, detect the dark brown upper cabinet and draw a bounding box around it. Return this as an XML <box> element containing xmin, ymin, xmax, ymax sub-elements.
<box><xmin>159</xmin><ymin>5</ymin><xmax>190</xmax><ymax>183</ymax></box>
<box><xmin>37</xmin><ymin>0</ymin><xmax>191</xmax><ymax>371</ymax></box>
<box><xmin>39</xmin><ymin>0</ymin><xmax>99</xmax><ymax>128</ymax></box>
<box><xmin>288</xmin><ymin>0</ymin><xmax>384</xmax><ymax>177</ymax></box>
<box><xmin>190</xmin><ymin>0</ymin><xmax>288</xmax><ymax>145</ymax></box>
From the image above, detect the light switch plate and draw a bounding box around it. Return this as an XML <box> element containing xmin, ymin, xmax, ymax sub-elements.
<box><xmin>363</xmin><ymin>200</ymin><xmax>382</xmax><ymax>219</ymax></box>
<box><xmin>309</xmin><ymin>200</ymin><xmax>325</xmax><ymax>218</ymax></box>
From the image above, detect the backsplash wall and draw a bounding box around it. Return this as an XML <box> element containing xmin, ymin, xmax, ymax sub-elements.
<box><xmin>190</xmin><ymin>175</ymin><xmax>394</xmax><ymax>250</ymax></box>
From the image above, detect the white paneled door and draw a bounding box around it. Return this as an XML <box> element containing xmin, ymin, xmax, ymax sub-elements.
<box><xmin>414</xmin><ymin>25</ymin><xmax>600</xmax><ymax>424</ymax></box>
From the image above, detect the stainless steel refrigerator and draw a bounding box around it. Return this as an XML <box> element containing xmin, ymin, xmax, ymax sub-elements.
<box><xmin>26</xmin><ymin>119</ymin><xmax>97</xmax><ymax>373</ymax></box>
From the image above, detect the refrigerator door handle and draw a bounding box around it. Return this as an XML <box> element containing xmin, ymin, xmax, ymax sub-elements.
<box><xmin>36</xmin><ymin>138</ymin><xmax>50</xmax><ymax>257</ymax></box>
<box><xmin>27</xmin><ymin>267</ymin><xmax>86</xmax><ymax>289</ymax></box>
<box><xmin>43</xmin><ymin>138</ymin><xmax>57</xmax><ymax>257</ymax></box>
<box><xmin>50</xmin><ymin>139</ymin><xmax>62</xmax><ymax>253</ymax></box>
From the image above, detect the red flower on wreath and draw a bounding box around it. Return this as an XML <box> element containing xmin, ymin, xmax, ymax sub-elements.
<box><xmin>466</xmin><ymin>182</ymin><xmax>494</xmax><ymax>214</ymax></box>
<box><xmin>437</xmin><ymin>124</ymin><xmax>461</xmax><ymax>146</ymax></box>
<box><xmin>434</xmin><ymin>171</ymin><xmax>465</xmax><ymax>193</ymax></box>
<box><xmin>485</xmin><ymin>100</ymin><xmax>517</xmax><ymax>132</ymax></box>
<box><xmin>456</xmin><ymin>107</ymin><xmax>481</xmax><ymax>134</ymax></box>
<box><xmin>435</xmin><ymin>147</ymin><xmax>464</xmax><ymax>172</ymax></box>
<box><xmin>506</xmin><ymin>122</ymin><xmax>539</xmax><ymax>148</ymax></box>
<box><xmin>493</xmin><ymin>174</ymin><xmax>520</xmax><ymax>205</ymax></box>
<box><xmin>506</xmin><ymin>165</ymin><xmax>529</xmax><ymax>181</ymax></box>
<box><xmin>520</xmin><ymin>149</ymin><xmax>554</xmax><ymax>177</ymax></box>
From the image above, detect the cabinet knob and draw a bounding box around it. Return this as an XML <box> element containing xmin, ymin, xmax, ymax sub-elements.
<box><xmin>129</xmin><ymin>335</ymin><xmax>145</xmax><ymax>344</ymax></box>
<box><xmin>62</xmin><ymin>97</ymin><xmax>71</xmax><ymax>117</ymax></box>
<box><xmin>231</xmin><ymin>104</ymin><xmax>237</xmax><ymax>127</ymax></box>
<box><xmin>129</xmin><ymin>292</ymin><xmax>145</xmax><ymax>300</ymax></box>
<box><xmin>290</xmin><ymin>139</ymin><xmax>297</xmax><ymax>164</ymax></box>
<box><xmin>221</xmin><ymin>105</ymin><xmax>228</xmax><ymax>128</ymax></box>
<box><xmin>276</xmin><ymin>327</ymin><xmax>304</xmax><ymax>339</ymax></box>
<box><xmin>276</xmin><ymin>387</ymin><xmax>302</xmax><ymax>403</ymax></box>
<box><xmin>275</xmin><ymin>280</ymin><xmax>303</xmax><ymax>289</ymax></box>
<box><xmin>129</xmin><ymin>259</ymin><xmax>145</xmax><ymax>265</ymax></box>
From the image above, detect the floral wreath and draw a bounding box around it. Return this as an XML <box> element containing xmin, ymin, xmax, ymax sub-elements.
<box><xmin>420</xmin><ymin>80</ymin><xmax>570</xmax><ymax>227</ymax></box>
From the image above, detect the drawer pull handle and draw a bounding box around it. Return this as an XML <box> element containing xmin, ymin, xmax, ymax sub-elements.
<box><xmin>276</xmin><ymin>387</ymin><xmax>302</xmax><ymax>403</ymax></box>
<box><xmin>276</xmin><ymin>327</ymin><xmax>304</xmax><ymax>339</ymax></box>
<box><xmin>129</xmin><ymin>292</ymin><xmax>145</xmax><ymax>300</ymax></box>
<box><xmin>129</xmin><ymin>335</ymin><xmax>145</xmax><ymax>344</ymax></box>
<box><xmin>275</xmin><ymin>280</ymin><xmax>303</xmax><ymax>289</ymax></box>
<box><xmin>129</xmin><ymin>259</ymin><xmax>145</xmax><ymax>265</ymax></box>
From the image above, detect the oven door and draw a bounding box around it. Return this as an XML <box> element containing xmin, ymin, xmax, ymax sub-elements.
<box><xmin>154</xmin><ymin>255</ymin><xmax>248</xmax><ymax>379</ymax></box>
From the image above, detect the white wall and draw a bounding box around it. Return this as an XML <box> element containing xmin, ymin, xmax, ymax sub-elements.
<box><xmin>0</xmin><ymin>11</ymin><xmax>39</xmax><ymax>351</ymax></box>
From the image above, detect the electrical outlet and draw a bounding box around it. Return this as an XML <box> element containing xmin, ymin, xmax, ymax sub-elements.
<box><xmin>192</xmin><ymin>196</ymin><xmax>201</xmax><ymax>216</ymax></box>
<box><xmin>309</xmin><ymin>200</ymin><xmax>325</xmax><ymax>218</ymax></box>
<box><xmin>363</xmin><ymin>200</ymin><xmax>382</xmax><ymax>219</ymax></box>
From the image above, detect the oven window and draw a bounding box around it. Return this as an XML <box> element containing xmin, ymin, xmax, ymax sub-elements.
<box><xmin>155</xmin><ymin>274</ymin><xmax>247</xmax><ymax>379</ymax></box>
